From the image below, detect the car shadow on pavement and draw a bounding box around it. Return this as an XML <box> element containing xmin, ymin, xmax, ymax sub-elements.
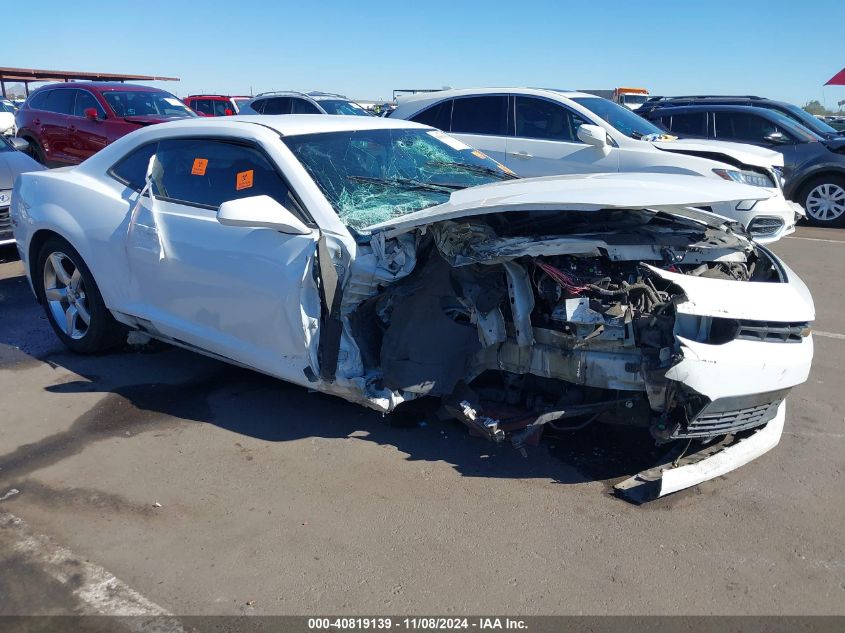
<box><xmin>0</xmin><ymin>251</ymin><xmax>666</xmax><ymax>492</ymax></box>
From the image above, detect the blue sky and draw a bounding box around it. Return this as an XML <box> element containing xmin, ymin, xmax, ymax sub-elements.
<box><xmin>7</xmin><ymin>0</ymin><xmax>845</xmax><ymax>109</ymax></box>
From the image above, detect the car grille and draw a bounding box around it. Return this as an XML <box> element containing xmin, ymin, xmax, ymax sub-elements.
<box><xmin>674</xmin><ymin>398</ymin><xmax>782</xmax><ymax>439</ymax></box>
<box><xmin>736</xmin><ymin>320</ymin><xmax>808</xmax><ymax>343</ymax></box>
<box><xmin>748</xmin><ymin>216</ymin><xmax>785</xmax><ymax>237</ymax></box>
<box><xmin>0</xmin><ymin>205</ymin><xmax>11</xmax><ymax>239</ymax></box>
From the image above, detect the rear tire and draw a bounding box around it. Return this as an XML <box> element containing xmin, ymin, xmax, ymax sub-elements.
<box><xmin>23</xmin><ymin>136</ymin><xmax>46</xmax><ymax>164</ymax></box>
<box><xmin>35</xmin><ymin>236</ymin><xmax>126</xmax><ymax>354</ymax></box>
<box><xmin>800</xmin><ymin>175</ymin><xmax>845</xmax><ymax>227</ymax></box>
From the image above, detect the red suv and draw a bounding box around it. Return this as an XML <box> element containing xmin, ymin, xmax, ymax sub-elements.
<box><xmin>15</xmin><ymin>82</ymin><xmax>195</xmax><ymax>166</ymax></box>
<box><xmin>183</xmin><ymin>95</ymin><xmax>251</xmax><ymax>117</ymax></box>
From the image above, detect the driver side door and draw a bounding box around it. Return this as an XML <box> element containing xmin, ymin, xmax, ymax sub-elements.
<box><xmin>506</xmin><ymin>96</ymin><xmax>618</xmax><ymax>176</ymax></box>
<box><xmin>119</xmin><ymin>137</ymin><xmax>322</xmax><ymax>383</ymax></box>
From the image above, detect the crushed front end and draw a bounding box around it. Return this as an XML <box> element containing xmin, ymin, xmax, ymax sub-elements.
<box><xmin>331</xmin><ymin>206</ymin><xmax>814</xmax><ymax>500</ymax></box>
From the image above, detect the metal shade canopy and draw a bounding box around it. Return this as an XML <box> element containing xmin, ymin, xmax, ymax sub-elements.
<box><xmin>0</xmin><ymin>66</ymin><xmax>179</xmax><ymax>97</ymax></box>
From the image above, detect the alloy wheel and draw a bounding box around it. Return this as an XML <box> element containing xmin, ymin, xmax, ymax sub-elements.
<box><xmin>805</xmin><ymin>183</ymin><xmax>845</xmax><ymax>223</ymax></box>
<box><xmin>43</xmin><ymin>251</ymin><xmax>91</xmax><ymax>340</ymax></box>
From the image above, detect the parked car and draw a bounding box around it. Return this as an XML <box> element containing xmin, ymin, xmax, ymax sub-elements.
<box><xmin>389</xmin><ymin>88</ymin><xmax>800</xmax><ymax>243</ymax></box>
<box><xmin>0</xmin><ymin>99</ymin><xmax>17</xmax><ymax>136</ymax></box>
<box><xmin>1</xmin><ymin>135</ymin><xmax>44</xmax><ymax>245</ymax></box>
<box><xmin>11</xmin><ymin>115</ymin><xmax>814</xmax><ymax>500</ymax></box>
<box><xmin>638</xmin><ymin>96</ymin><xmax>845</xmax><ymax>141</ymax></box>
<box><xmin>641</xmin><ymin>103</ymin><xmax>845</xmax><ymax>227</ymax></box>
<box><xmin>15</xmin><ymin>82</ymin><xmax>196</xmax><ymax>167</ymax></box>
<box><xmin>183</xmin><ymin>95</ymin><xmax>251</xmax><ymax>117</ymax></box>
<box><xmin>826</xmin><ymin>117</ymin><xmax>845</xmax><ymax>132</ymax></box>
<box><xmin>238</xmin><ymin>91</ymin><xmax>371</xmax><ymax>116</ymax></box>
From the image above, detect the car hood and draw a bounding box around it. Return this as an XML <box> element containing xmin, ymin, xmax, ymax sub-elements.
<box><xmin>365</xmin><ymin>172</ymin><xmax>773</xmax><ymax>232</ymax></box>
<box><xmin>651</xmin><ymin>138</ymin><xmax>783</xmax><ymax>169</ymax></box>
<box><xmin>0</xmin><ymin>150</ymin><xmax>44</xmax><ymax>189</ymax></box>
<box><xmin>823</xmin><ymin>136</ymin><xmax>845</xmax><ymax>152</ymax></box>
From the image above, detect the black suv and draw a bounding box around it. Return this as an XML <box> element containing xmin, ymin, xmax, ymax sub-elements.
<box><xmin>639</xmin><ymin>96</ymin><xmax>845</xmax><ymax>141</ymax></box>
<box><xmin>640</xmin><ymin>103</ymin><xmax>845</xmax><ymax>227</ymax></box>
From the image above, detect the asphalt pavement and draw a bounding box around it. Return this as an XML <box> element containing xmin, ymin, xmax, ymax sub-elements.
<box><xmin>0</xmin><ymin>226</ymin><xmax>843</xmax><ymax>616</ymax></box>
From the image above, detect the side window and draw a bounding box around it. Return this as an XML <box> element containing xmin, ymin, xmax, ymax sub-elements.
<box><xmin>28</xmin><ymin>90</ymin><xmax>52</xmax><ymax>111</ymax></box>
<box><xmin>109</xmin><ymin>142</ymin><xmax>158</xmax><ymax>191</ymax></box>
<box><xmin>262</xmin><ymin>97</ymin><xmax>292</xmax><ymax>115</ymax></box>
<box><xmin>410</xmin><ymin>100</ymin><xmax>453</xmax><ymax>130</ymax></box>
<box><xmin>654</xmin><ymin>116</ymin><xmax>671</xmax><ymax>131</ymax></box>
<box><xmin>193</xmin><ymin>99</ymin><xmax>214</xmax><ymax>116</ymax></box>
<box><xmin>152</xmin><ymin>138</ymin><xmax>290</xmax><ymax>209</ymax></box>
<box><xmin>714</xmin><ymin>112</ymin><xmax>787</xmax><ymax>143</ymax></box>
<box><xmin>73</xmin><ymin>91</ymin><xmax>105</xmax><ymax>118</ymax></box>
<box><xmin>212</xmin><ymin>100</ymin><xmax>232</xmax><ymax>116</ymax></box>
<box><xmin>450</xmin><ymin>96</ymin><xmax>509</xmax><ymax>136</ymax></box>
<box><xmin>514</xmin><ymin>96</ymin><xmax>587</xmax><ymax>142</ymax></box>
<box><xmin>667</xmin><ymin>112</ymin><xmax>706</xmax><ymax>137</ymax></box>
<box><xmin>248</xmin><ymin>99</ymin><xmax>266</xmax><ymax>113</ymax></box>
<box><xmin>45</xmin><ymin>89</ymin><xmax>76</xmax><ymax>115</ymax></box>
<box><xmin>291</xmin><ymin>99</ymin><xmax>321</xmax><ymax>114</ymax></box>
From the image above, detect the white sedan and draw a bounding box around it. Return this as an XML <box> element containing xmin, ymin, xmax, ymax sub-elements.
<box><xmin>11</xmin><ymin>115</ymin><xmax>815</xmax><ymax>501</ymax></box>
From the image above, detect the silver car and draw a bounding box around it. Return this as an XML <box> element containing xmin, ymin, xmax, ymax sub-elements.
<box><xmin>238</xmin><ymin>91</ymin><xmax>371</xmax><ymax>117</ymax></box>
<box><xmin>0</xmin><ymin>136</ymin><xmax>43</xmax><ymax>246</ymax></box>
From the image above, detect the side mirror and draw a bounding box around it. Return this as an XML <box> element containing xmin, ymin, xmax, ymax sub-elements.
<box><xmin>11</xmin><ymin>137</ymin><xmax>29</xmax><ymax>152</ymax></box>
<box><xmin>764</xmin><ymin>131</ymin><xmax>790</xmax><ymax>145</ymax></box>
<box><xmin>84</xmin><ymin>108</ymin><xmax>100</xmax><ymax>121</ymax></box>
<box><xmin>224</xmin><ymin>108</ymin><xmax>234</xmax><ymax>116</ymax></box>
<box><xmin>217</xmin><ymin>195</ymin><xmax>311</xmax><ymax>235</ymax></box>
<box><xmin>577</xmin><ymin>124</ymin><xmax>611</xmax><ymax>153</ymax></box>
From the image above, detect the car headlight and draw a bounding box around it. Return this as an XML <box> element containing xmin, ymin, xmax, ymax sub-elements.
<box><xmin>712</xmin><ymin>168</ymin><xmax>775</xmax><ymax>188</ymax></box>
<box><xmin>772</xmin><ymin>166</ymin><xmax>786</xmax><ymax>188</ymax></box>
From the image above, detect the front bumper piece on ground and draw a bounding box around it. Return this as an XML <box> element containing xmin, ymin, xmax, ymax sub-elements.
<box><xmin>615</xmin><ymin>400</ymin><xmax>786</xmax><ymax>503</ymax></box>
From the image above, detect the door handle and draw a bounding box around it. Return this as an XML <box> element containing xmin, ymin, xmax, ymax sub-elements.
<box><xmin>33</xmin><ymin>118</ymin><xmax>41</xmax><ymax>126</ymax></box>
<box><xmin>509</xmin><ymin>151</ymin><xmax>533</xmax><ymax>159</ymax></box>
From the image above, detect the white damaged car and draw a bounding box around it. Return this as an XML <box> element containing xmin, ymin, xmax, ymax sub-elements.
<box><xmin>11</xmin><ymin>115</ymin><xmax>814</xmax><ymax>501</ymax></box>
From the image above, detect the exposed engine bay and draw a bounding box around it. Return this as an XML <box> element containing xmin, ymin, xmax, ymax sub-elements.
<box><xmin>316</xmin><ymin>206</ymin><xmax>810</xmax><ymax>499</ymax></box>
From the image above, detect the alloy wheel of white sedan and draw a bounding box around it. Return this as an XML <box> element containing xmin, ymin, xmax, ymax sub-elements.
<box><xmin>43</xmin><ymin>251</ymin><xmax>91</xmax><ymax>340</ymax></box>
<box><xmin>805</xmin><ymin>182</ymin><xmax>845</xmax><ymax>223</ymax></box>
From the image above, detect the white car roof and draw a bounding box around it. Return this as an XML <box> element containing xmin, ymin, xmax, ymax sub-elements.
<box><xmin>72</xmin><ymin>114</ymin><xmax>429</xmax><ymax>175</ymax></box>
<box><xmin>145</xmin><ymin>114</ymin><xmax>428</xmax><ymax>137</ymax></box>
<box><xmin>393</xmin><ymin>87</ymin><xmax>593</xmax><ymax>112</ymax></box>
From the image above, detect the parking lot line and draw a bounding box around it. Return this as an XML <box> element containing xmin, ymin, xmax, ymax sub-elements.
<box><xmin>785</xmin><ymin>236</ymin><xmax>845</xmax><ymax>244</ymax></box>
<box><xmin>0</xmin><ymin>511</ymin><xmax>183</xmax><ymax>630</ymax></box>
<box><xmin>814</xmin><ymin>330</ymin><xmax>845</xmax><ymax>340</ymax></box>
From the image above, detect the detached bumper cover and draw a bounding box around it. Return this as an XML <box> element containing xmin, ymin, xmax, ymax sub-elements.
<box><xmin>615</xmin><ymin>400</ymin><xmax>786</xmax><ymax>502</ymax></box>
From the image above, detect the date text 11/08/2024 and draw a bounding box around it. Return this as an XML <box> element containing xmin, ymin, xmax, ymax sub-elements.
<box><xmin>307</xmin><ymin>618</ymin><xmax>528</xmax><ymax>630</ymax></box>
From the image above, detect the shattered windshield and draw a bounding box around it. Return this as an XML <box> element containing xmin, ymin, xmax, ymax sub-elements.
<box><xmin>283</xmin><ymin>127</ymin><xmax>517</xmax><ymax>230</ymax></box>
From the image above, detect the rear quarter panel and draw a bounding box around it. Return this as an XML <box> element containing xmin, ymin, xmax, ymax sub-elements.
<box><xmin>11</xmin><ymin>168</ymin><xmax>135</xmax><ymax>311</ymax></box>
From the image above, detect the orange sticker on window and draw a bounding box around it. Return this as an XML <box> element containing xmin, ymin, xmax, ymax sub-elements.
<box><xmin>191</xmin><ymin>158</ymin><xmax>208</xmax><ymax>176</ymax></box>
<box><xmin>236</xmin><ymin>169</ymin><xmax>254</xmax><ymax>190</ymax></box>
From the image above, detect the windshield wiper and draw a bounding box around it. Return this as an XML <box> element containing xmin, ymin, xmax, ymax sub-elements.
<box><xmin>348</xmin><ymin>175</ymin><xmax>459</xmax><ymax>193</ymax></box>
<box><xmin>426</xmin><ymin>160</ymin><xmax>518</xmax><ymax>180</ymax></box>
